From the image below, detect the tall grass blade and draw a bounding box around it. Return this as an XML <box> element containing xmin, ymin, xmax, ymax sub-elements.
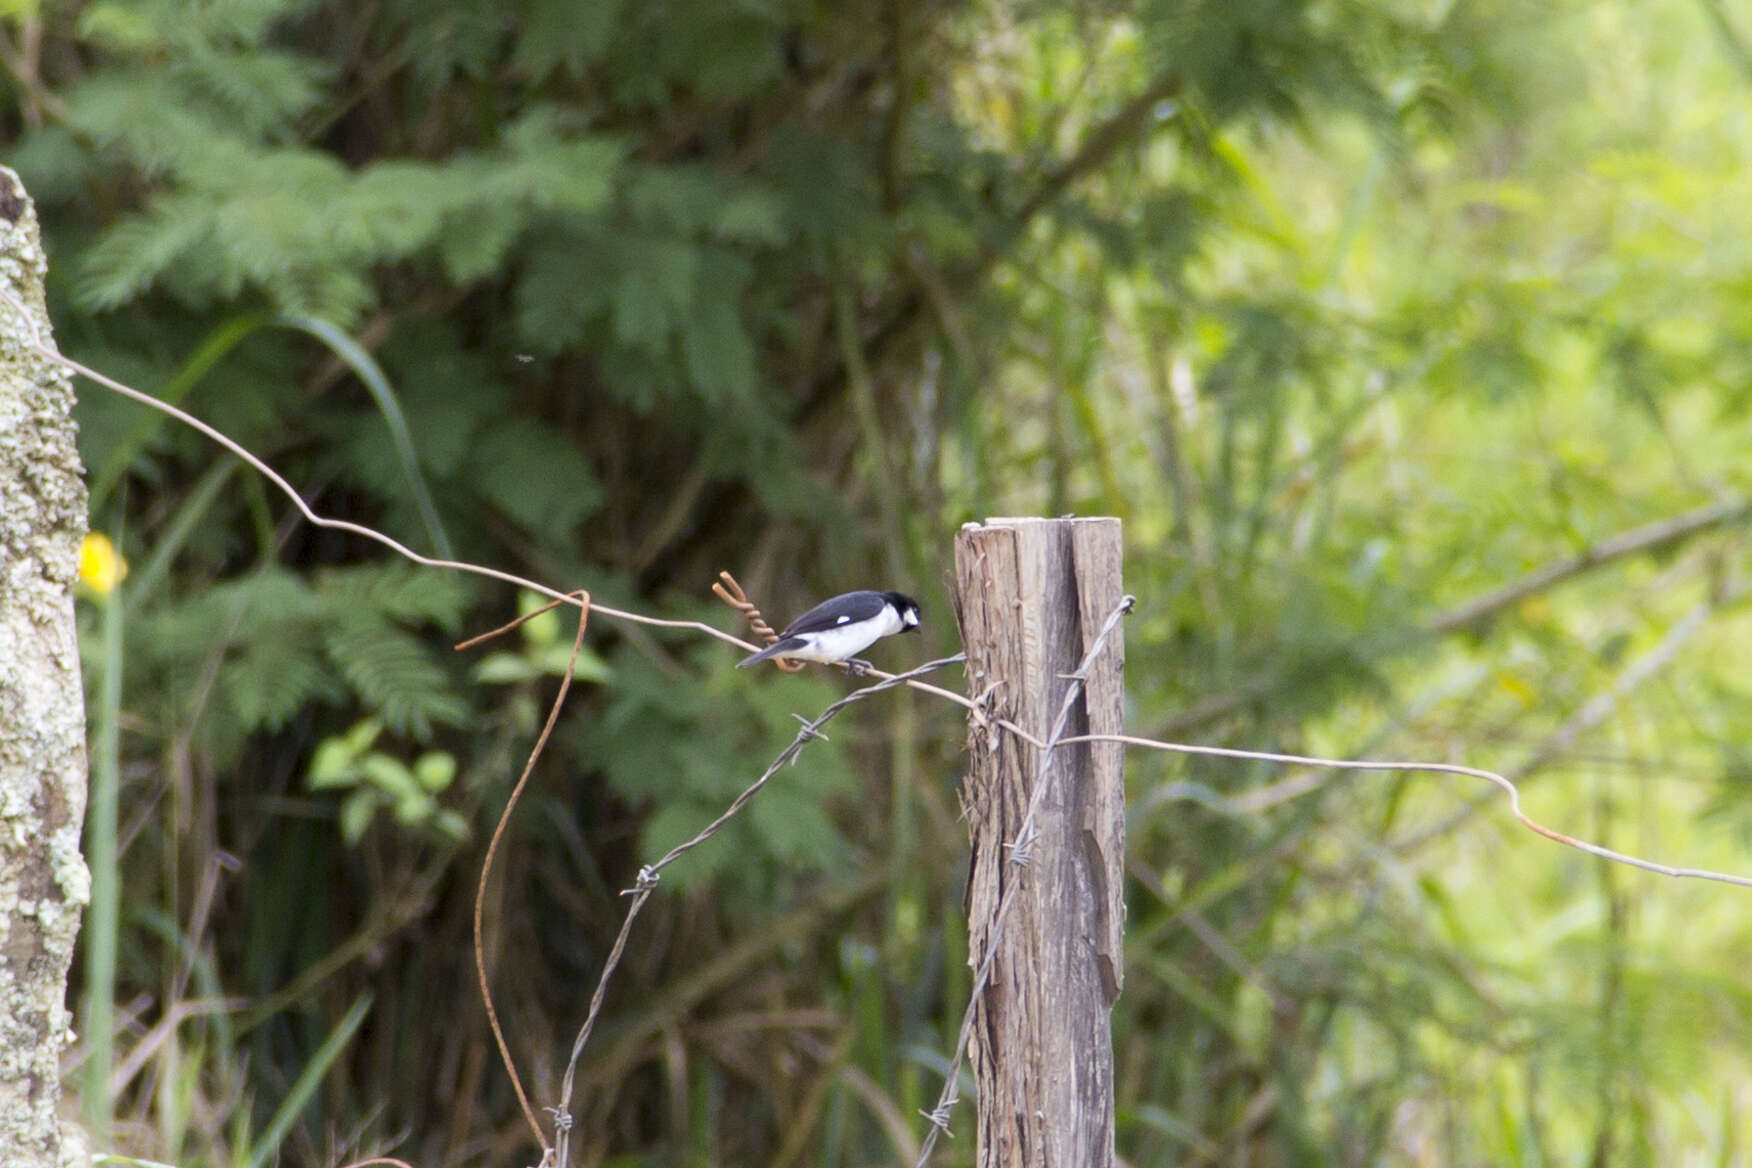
<box><xmin>83</xmin><ymin>565</ymin><xmax>125</xmax><ymax>1143</ymax></box>
<box><xmin>241</xmin><ymin>992</ymin><xmax>374</xmax><ymax>1168</ymax></box>
<box><xmin>278</xmin><ymin>314</ymin><xmax>454</xmax><ymax>558</ymax></box>
<box><xmin>90</xmin><ymin>313</ymin><xmax>268</xmax><ymax>511</ymax></box>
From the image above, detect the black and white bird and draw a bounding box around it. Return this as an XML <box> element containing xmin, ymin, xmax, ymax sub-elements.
<box><xmin>737</xmin><ymin>590</ymin><xmax>921</xmax><ymax>669</ymax></box>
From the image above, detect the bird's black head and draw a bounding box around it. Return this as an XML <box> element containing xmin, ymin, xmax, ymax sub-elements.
<box><xmin>884</xmin><ymin>591</ymin><xmax>922</xmax><ymax>633</ymax></box>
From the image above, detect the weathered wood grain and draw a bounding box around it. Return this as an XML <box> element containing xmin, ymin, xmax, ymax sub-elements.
<box><xmin>953</xmin><ymin>517</ymin><xmax>1125</xmax><ymax>1168</ymax></box>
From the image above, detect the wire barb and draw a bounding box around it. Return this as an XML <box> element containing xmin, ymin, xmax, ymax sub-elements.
<box><xmin>919</xmin><ymin>1103</ymin><xmax>955</xmax><ymax>1138</ymax></box>
<box><xmin>621</xmin><ymin>866</ymin><xmax>661</xmax><ymax>896</ymax></box>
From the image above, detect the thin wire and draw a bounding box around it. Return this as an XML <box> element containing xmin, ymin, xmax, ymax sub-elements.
<box><xmin>0</xmin><ymin>295</ymin><xmax>759</xmax><ymax>655</ymax></box>
<box><xmin>9</xmin><ymin>308</ymin><xmax>986</xmax><ymax>720</ymax></box>
<box><xmin>1063</xmin><ymin>734</ymin><xmax>1752</xmax><ymax>890</ymax></box>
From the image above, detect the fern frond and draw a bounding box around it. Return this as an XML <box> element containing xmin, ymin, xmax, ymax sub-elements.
<box><xmin>322</xmin><ymin>613</ymin><xmax>467</xmax><ymax>737</ymax></box>
<box><xmin>316</xmin><ymin>562</ymin><xmax>472</xmax><ymax>634</ymax></box>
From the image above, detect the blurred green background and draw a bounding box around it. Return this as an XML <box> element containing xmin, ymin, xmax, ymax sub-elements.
<box><xmin>9</xmin><ymin>0</ymin><xmax>1752</xmax><ymax>1162</ymax></box>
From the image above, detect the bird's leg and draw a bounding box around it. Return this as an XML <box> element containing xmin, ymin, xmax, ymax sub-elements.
<box><xmin>843</xmin><ymin>657</ymin><xmax>874</xmax><ymax>676</ymax></box>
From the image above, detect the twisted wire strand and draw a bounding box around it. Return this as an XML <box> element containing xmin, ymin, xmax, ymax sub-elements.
<box><xmin>712</xmin><ymin>571</ymin><xmax>806</xmax><ymax>671</ymax></box>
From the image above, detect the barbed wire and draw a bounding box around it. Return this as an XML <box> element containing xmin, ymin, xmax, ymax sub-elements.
<box><xmin>549</xmin><ymin>653</ymin><xmax>966</xmax><ymax>1168</ymax></box>
<box><xmin>19</xmin><ymin>301</ymin><xmax>1752</xmax><ymax>1168</ymax></box>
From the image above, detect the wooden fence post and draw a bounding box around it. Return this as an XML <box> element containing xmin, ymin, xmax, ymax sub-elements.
<box><xmin>953</xmin><ymin>516</ymin><xmax>1126</xmax><ymax>1168</ymax></box>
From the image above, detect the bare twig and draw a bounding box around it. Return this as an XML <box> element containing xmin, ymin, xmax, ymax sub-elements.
<box><xmin>455</xmin><ymin>591</ymin><xmax>579</xmax><ymax>650</ymax></box>
<box><xmin>1425</xmin><ymin>498</ymin><xmax>1751</xmax><ymax>634</ymax></box>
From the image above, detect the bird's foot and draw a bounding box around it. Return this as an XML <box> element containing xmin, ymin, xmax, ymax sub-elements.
<box><xmin>843</xmin><ymin>657</ymin><xmax>875</xmax><ymax>677</ymax></box>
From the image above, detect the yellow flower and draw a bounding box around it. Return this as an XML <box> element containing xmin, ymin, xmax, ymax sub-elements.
<box><xmin>79</xmin><ymin>532</ymin><xmax>128</xmax><ymax>596</ymax></box>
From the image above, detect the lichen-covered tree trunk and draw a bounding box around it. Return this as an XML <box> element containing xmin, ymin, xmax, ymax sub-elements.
<box><xmin>0</xmin><ymin>166</ymin><xmax>91</xmax><ymax>1167</ymax></box>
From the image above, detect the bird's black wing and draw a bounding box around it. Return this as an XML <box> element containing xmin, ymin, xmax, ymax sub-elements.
<box><xmin>779</xmin><ymin>590</ymin><xmax>888</xmax><ymax>637</ymax></box>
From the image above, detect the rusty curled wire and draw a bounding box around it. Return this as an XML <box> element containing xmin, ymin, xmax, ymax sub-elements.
<box><xmin>712</xmin><ymin>571</ymin><xmax>807</xmax><ymax>672</ymax></box>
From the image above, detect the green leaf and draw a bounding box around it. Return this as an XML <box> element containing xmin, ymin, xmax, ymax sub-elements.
<box><xmin>323</xmin><ymin>615</ymin><xmax>469</xmax><ymax>737</ymax></box>
<box><xmin>77</xmin><ymin>196</ymin><xmax>213</xmax><ymax>310</ymax></box>
<box><xmin>519</xmin><ymin>597</ymin><xmax>562</xmax><ymax>646</ymax></box>
<box><xmin>343</xmin><ymin>717</ymin><xmax>385</xmax><ymax>754</ymax></box>
<box><xmin>359</xmin><ymin>753</ymin><xmax>421</xmax><ymax>801</ymax></box>
<box><xmin>339</xmin><ymin>791</ymin><xmax>378</xmax><ymax>846</ymax></box>
<box><xmin>317</xmin><ymin>563</ymin><xmax>472</xmax><ymax>634</ymax></box>
<box><xmin>684</xmin><ymin>13</ymin><xmax>780</xmax><ymax>99</ymax></box>
<box><xmin>471</xmin><ymin>652</ymin><xmax>541</xmax><ymax>684</ymax></box>
<box><xmin>307</xmin><ymin>739</ymin><xmax>358</xmax><ymax>789</ymax></box>
<box><xmin>464</xmin><ymin>416</ymin><xmax>602</xmax><ymax>535</ymax></box>
<box><xmin>414</xmin><ymin>751</ymin><xmax>457</xmax><ymax>792</ymax></box>
<box><xmin>536</xmin><ymin>640</ymin><xmax>612</xmax><ymax>680</ymax></box>
<box><xmin>241</xmin><ymin>993</ymin><xmax>374</xmax><ymax>1168</ymax></box>
<box><xmin>76</xmin><ymin>3</ymin><xmax>164</xmax><ymax>52</ymax></box>
<box><xmin>681</xmin><ymin>288</ymin><xmax>757</xmax><ymax>403</ymax></box>
<box><xmin>611</xmin><ymin>239</ymin><xmax>698</xmax><ymax>353</ymax></box>
<box><xmin>488</xmin><ymin>113</ymin><xmax>623</xmax><ymax>216</ymax></box>
<box><xmin>278</xmin><ymin>315</ymin><xmax>454</xmax><ymax>558</ymax></box>
<box><xmin>438</xmin><ymin>200</ymin><xmax>528</xmax><ymax>283</ymax></box>
<box><xmin>512</xmin><ymin>0</ymin><xmax>625</xmax><ymax>77</ymax></box>
<box><xmin>511</xmin><ymin>225</ymin><xmax>614</xmax><ymax>350</ymax></box>
<box><xmin>226</xmin><ymin>632</ymin><xmax>338</xmax><ymax>733</ymax></box>
<box><xmin>712</xmin><ymin>189</ymin><xmax>788</xmax><ymax>244</ymax></box>
<box><xmin>392</xmin><ymin>790</ymin><xmax>434</xmax><ymax>824</ymax></box>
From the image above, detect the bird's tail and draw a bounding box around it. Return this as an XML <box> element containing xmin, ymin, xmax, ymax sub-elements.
<box><xmin>737</xmin><ymin>637</ymin><xmax>807</xmax><ymax>668</ymax></box>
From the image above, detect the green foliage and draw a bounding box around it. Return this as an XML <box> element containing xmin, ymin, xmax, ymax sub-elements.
<box><xmin>125</xmin><ymin>562</ymin><xmax>472</xmax><ymax>765</ymax></box>
<box><xmin>308</xmin><ymin>717</ymin><xmax>465</xmax><ymax>843</ymax></box>
<box><xmin>16</xmin><ymin>0</ymin><xmax>1752</xmax><ymax>1162</ymax></box>
<box><xmin>470</xmin><ymin>594</ymin><xmax>613</xmax><ymax>685</ymax></box>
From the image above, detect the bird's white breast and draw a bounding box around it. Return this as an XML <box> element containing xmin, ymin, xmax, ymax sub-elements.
<box><xmin>788</xmin><ymin>604</ymin><xmax>904</xmax><ymax>662</ymax></box>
